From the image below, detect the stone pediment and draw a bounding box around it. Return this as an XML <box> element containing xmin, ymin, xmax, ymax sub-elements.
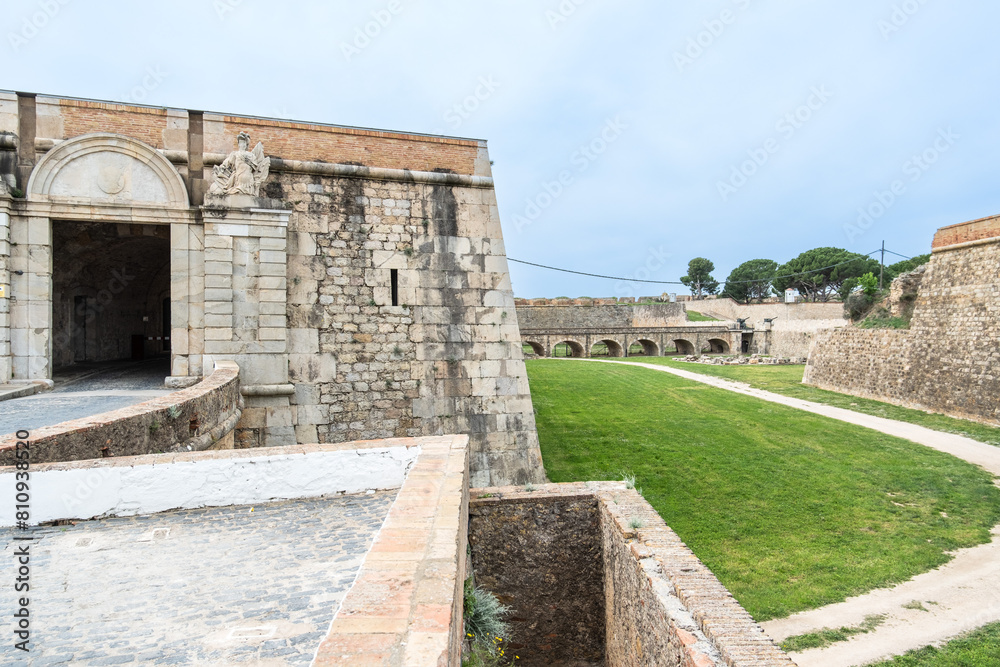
<box><xmin>26</xmin><ymin>133</ymin><xmax>189</xmax><ymax>208</ymax></box>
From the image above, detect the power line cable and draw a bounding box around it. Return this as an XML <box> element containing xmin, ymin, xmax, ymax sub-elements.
<box><xmin>508</xmin><ymin>250</ymin><xmax>885</xmax><ymax>286</ymax></box>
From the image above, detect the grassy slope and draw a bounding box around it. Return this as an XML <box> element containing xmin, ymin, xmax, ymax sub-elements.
<box><xmin>526</xmin><ymin>360</ymin><xmax>1000</xmax><ymax>621</ymax></box>
<box><xmin>623</xmin><ymin>358</ymin><xmax>1000</xmax><ymax>447</ymax></box>
<box><xmin>867</xmin><ymin>622</ymin><xmax>1000</xmax><ymax>666</ymax></box>
<box><xmin>685</xmin><ymin>310</ymin><xmax>720</xmax><ymax>321</ymax></box>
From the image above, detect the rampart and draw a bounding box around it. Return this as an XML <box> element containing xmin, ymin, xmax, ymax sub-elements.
<box><xmin>516</xmin><ymin>298</ymin><xmax>844</xmax><ymax>358</ymax></box>
<box><xmin>0</xmin><ymin>361</ymin><xmax>242</xmax><ymax>466</ymax></box>
<box><xmin>0</xmin><ymin>91</ymin><xmax>544</xmax><ymax>487</ymax></box>
<box><xmin>469</xmin><ymin>484</ymin><xmax>794</xmax><ymax>666</ymax></box>
<box><xmin>805</xmin><ymin>214</ymin><xmax>1000</xmax><ymax>425</ymax></box>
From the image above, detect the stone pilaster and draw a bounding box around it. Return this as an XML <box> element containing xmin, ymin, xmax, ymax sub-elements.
<box><xmin>0</xmin><ymin>194</ymin><xmax>11</xmax><ymax>383</ymax></box>
<box><xmin>200</xmin><ymin>197</ymin><xmax>292</xmax><ymax>447</ymax></box>
<box><xmin>9</xmin><ymin>212</ymin><xmax>51</xmax><ymax>381</ymax></box>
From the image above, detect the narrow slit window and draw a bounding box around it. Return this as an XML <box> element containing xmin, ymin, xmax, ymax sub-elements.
<box><xmin>390</xmin><ymin>269</ymin><xmax>399</xmax><ymax>306</ymax></box>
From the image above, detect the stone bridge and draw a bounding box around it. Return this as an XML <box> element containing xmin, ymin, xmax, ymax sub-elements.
<box><xmin>520</xmin><ymin>326</ymin><xmax>747</xmax><ymax>358</ymax></box>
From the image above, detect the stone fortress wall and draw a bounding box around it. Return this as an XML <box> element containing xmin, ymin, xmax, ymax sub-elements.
<box><xmin>0</xmin><ymin>91</ymin><xmax>544</xmax><ymax>486</ymax></box>
<box><xmin>515</xmin><ymin>298</ymin><xmax>846</xmax><ymax>358</ymax></box>
<box><xmin>805</xmin><ymin>214</ymin><xmax>1000</xmax><ymax>425</ymax></box>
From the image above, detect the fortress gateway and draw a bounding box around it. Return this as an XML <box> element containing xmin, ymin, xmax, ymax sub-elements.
<box><xmin>0</xmin><ymin>92</ymin><xmax>544</xmax><ymax>486</ymax></box>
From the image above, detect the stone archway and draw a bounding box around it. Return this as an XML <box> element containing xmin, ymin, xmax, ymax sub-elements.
<box><xmin>591</xmin><ymin>339</ymin><xmax>624</xmax><ymax>358</ymax></box>
<box><xmin>673</xmin><ymin>339</ymin><xmax>696</xmax><ymax>356</ymax></box>
<box><xmin>628</xmin><ymin>339</ymin><xmax>660</xmax><ymax>357</ymax></box>
<box><xmin>553</xmin><ymin>340</ymin><xmax>585</xmax><ymax>358</ymax></box>
<box><xmin>14</xmin><ymin>133</ymin><xmax>191</xmax><ymax>382</ymax></box>
<box><xmin>707</xmin><ymin>338</ymin><xmax>730</xmax><ymax>354</ymax></box>
<box><xmin>523</xmin><ymin>341</ymin><xmax>546</xmax><ymax>358</ymax></box>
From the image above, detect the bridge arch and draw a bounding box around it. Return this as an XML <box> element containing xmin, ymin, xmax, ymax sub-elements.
<box><xmin>591</xmin><ymin>339</ymin><xmax>624</xmax><ymax>358</ymax></box>
<box><xmin>522</xmin><ymin>341</ymin><xmax>546</xmax><ymax>358</ymax></box>
<box><xmin>552</xmin><ymin>340</ymin><xmax>586</xmax><ymax>358</ymax></box>
<box><xmin>673</xmin><ymin>338</ymin><xmax>696</xmax><ymax>356</ymax></box>
<box><xmin>706</xmin><ymin>338</ymin><xmax>731</xmax><ymax>354</ymax></box>
<box><xmin>628</xmin><ymin>339</ymin><xmax>660</xmax><ymax>357</ymax></box>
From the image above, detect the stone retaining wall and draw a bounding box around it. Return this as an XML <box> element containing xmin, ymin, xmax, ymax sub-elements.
<box><xmin>517</xmin><ymin>302</ymin><xmax>687</xmax><ymax>330</ymax></box>
<box><xmin>0</xmin><ymin>361</ymin><xmax>242</xmax><ymax>465</ymax></box>
<box><xmin>469</xmin><ymin>483</ymin><xmax>793</xmax><ymax>667</ymax></box>
<box><xmin>805</xmin><ymin>223</ymin><xmax>1000</xmax><ymax>425</ymax></box>
<box><xmin>315</xmin><ymin>435</ymin><xmax>470</xmax><ymax>666</ymax></box>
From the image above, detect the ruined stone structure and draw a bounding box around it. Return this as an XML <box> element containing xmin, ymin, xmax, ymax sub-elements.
<box><xmin>0</xmin><ymin>91</ymin><xmax>543</xmax><ymax>486</ymax></box>
<box><xmin>516</xmin><ymin>299</ymin><xmax>843</xmax><ymax>358</ymax></box>
<box><xmin>805</xmin><ymin>214</ymin><xmax>1000</xmax><ymax>425</ymax></box>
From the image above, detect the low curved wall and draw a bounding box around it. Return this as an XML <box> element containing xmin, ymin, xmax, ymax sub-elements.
<box><xmin>0</xmin><ymin>361</ymin><xmax>243</xmax><ymax>466</ymax></box>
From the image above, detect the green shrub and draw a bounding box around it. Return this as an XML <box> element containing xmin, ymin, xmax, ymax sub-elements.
<box><xmin>463</xmin><ymin>579</ymin><xmax>513</xmax><ymax>663</ymax></box>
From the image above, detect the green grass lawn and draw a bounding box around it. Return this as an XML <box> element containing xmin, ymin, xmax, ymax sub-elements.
<box><xmin>867</xmin><ymin>622</ymin><xmax>1000</xmax><ymax>666</ymax></box>
<box><xmin>526</xmin><ymin>360</ymin><xmax>1000</xmax><ymax>621</ymax></box>
<box><xmin>622</xmin><ymin>357</ymin><xmax>1000</xmax><ymax>447</ymax></box>
<box><xmin>685</xmin><ymin>309</ymin><xmax>720</xmax><ymax>321</ymax></box>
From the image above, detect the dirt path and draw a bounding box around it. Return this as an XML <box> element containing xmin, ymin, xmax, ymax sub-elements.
<box><xmin>584</xmin><ymin>359</ymin><xmax>1000</xmax><ymax>665</ymax></box>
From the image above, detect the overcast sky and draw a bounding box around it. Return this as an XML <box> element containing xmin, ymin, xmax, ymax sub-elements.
<box><xmin>5</xmin><ymin>0</ymin><xmax>998</xmax><ymax>298</ymax></box>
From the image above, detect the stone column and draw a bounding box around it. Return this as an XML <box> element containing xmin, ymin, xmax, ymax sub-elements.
<box><xmin>9</xmin><ymin>212</ymin><xmax>51</xmax><ymax>382</ymax></box>
<box><xmin>200</xmin><ymin>198</ymin><xmax>292</xmax><ymax>448</ymax></box>
<box><xmin>168</xmin><ymin>220</ymin><xmax>205</xmax><ymax>386</ymax></box>
<box><xmin>0</xmin><ymin>194</ymin><xmax>11</xmax><ymax>383</ymax></box>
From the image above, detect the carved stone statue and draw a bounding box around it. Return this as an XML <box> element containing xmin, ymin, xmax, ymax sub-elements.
<box><xmin>208</xmin><ymin>132</ymin><xmax>270</xmax><ymax>197</ymax></box>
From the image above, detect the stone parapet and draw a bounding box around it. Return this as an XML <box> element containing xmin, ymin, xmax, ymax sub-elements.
<box><xmin>316</xmin><ymin>434</ymin><xmax>470</xmax><ymax>666</ymax></box>
<box><xmin>932</xmin><ymin>213</ymin><xmax>1000</xmax><ymax>251</ymax></box>
<box><xmin>0</xmin><ymin>360</ymin><xmax>242</xmax><ymax>465</ymax></box>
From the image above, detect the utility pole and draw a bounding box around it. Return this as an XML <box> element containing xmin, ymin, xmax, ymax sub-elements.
<box><xmin>879</xmin><ymin>240</ymin><xmax>885</xmax><ymax>291</ymax></box>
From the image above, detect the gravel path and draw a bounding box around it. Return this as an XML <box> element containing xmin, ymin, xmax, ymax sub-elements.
<box><xmin>1</xmin><ymin>492</ymin><xmax>395</xmax><ymax>665</ymax></box>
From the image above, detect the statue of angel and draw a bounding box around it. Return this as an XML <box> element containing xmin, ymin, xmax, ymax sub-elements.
<box><xmin>208</xmin><ymin>131</ymin><xmax>270</xmax><ymax>197</ymax></box>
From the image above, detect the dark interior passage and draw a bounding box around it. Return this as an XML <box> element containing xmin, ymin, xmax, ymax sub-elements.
<box><xmin>52</xmin><ymin>222</ymin><xmax>171</xmax><ymax>368</ymax></box>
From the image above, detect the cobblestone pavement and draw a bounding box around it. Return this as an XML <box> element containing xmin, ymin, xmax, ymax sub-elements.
<box><xmin>0</xmin><ymin>359</ymin><xmax>173</xmax><ymax>436</ymax></box>
<box><xmin>1</xmin><ymin>492</ymin><xmax>395</xmax><ymax>665</ymax></box>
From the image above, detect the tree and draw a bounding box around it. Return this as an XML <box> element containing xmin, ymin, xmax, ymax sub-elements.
<box><xmin>885</xmin><ymin>254</ymin><xmax>931</xmax><ymax>281</ymax></box>
<box><xmin>723</xmin><ymin>259</ymin><xmax>778</xmax><ymax>304</ymax></box>
<box><xmin>772</xmin><ymin>247</ymin><xmax>880</xmax><ymax>302</ymax></box>
<box><xmin>680</xmin><ymin>258</ymin><xmax>719</xmax><ymax>299</ymax></box>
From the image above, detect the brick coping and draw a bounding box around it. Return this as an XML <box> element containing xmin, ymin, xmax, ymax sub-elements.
<box><xmin>5</xmin><ymin>91</ymin><xmax>483</xmax><ymax>146</ymax></box>
<box><xmin>315</xmin><ymin>434</ymin><xmax>470</xmax><ymax>666</ymax></box>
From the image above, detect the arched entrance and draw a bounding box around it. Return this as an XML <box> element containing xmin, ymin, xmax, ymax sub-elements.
<box><xmin>591</xmin><ymin>339</ymin><xmax>624</xmax><ymax>358</ymax></box>
<box><xmin>628</xmin><ymin>339</ymin><xmax>660</xmax><ymax>357</ymax></box>
<box><xmin>522</xmin><ymin>341</ymin><xmax>545</xmax><ymax>358</ymax></box>
<box><xmin>673</xmin><ymin>339</ymin><xmax>696</xmax><ymax>356</ymax></box>
<box><xmin>552</xmin><ymin>340</ymin><xmax>585</xmax><ymax>358</ymax></box>
<box><xmin>707</xmin><ymin>338</ymin><xmax>730</xmax><ymax>354</ymax></box>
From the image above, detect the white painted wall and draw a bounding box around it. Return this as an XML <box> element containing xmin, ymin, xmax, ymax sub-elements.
<box><xmin>0</xmin><ymin>446</ymin><xmax>419</xmax><ymax>527</ymax></box>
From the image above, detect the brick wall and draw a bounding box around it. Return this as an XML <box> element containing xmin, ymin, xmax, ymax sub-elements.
<box><xmin>805</xmin><ymin>231</ymin><xmax>1000</xmax><ymax>424</ymax></box>
<box><xmin>932</xmin><ymin>214</ymin><xmax>1000</xmax><ymax>250</ymax></box>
